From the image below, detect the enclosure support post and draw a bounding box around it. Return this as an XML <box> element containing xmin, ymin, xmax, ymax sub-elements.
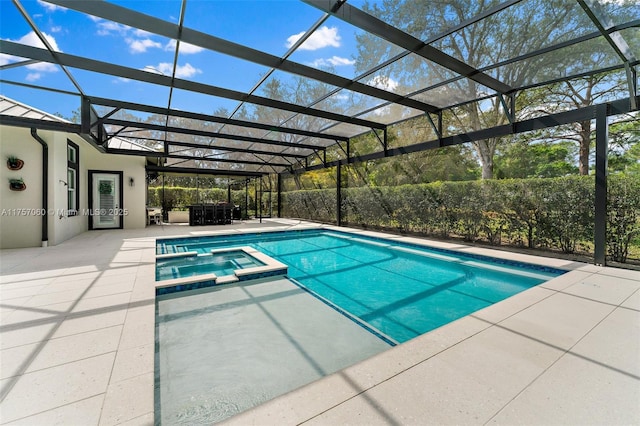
<box><xmin>383</xmin><ymin>128</ymin><xmax>388</xmax><ymax>157</ymax></box>
<box><xmin>499</xmin><ymin>94</ymin><xmax>514</xmax><ymax>124</ymax></box>
<box><xmin>438</xmin><ymin>112</ymin><xmax>443</xmax><ymax>146</ymax></box>
<box><xmin>256</xmin><ymin>176</ymin><xmax>262</xmax><ymax>223</ymax></box>
<box><xmin>162</xmin><ymin>174</ymin><xmax>165</xmax><ymax>222</ymax></box>
<box><xmin>426</xmin><ymin>112</ymin><xmax>441</xmax><ymax>140</ymax></box>
<box><xmin>196</xmin><ymin>175</ymin><xmax>199</xmax><ymax>204</ymax></box>
<box><xmin>268</xmin><ymin>175</ymin><xmax>273</xmax><ymax>218</ymax></box>
<box><xmin>594</xmin><ymin>103</ymin><xmax>608</xmax><ymax>266</ymax></box>
<box><xmin>81</xmin><ymin>96</ymin><xmax>91</xmax><ymax>135</ymax></box>
<box><xmin>277</xmin><ymin>174</ymin><xmax>282</xmax><ymax>218</ymax></box>
<box><xmin>336</xmin><ymin>163</ymin><xmax>342</xmax><ymax>226</ymax></box>
<box><xmin>244</xmin><ymin>179</ymin><xmax>249</xmax><ymax>220</ymax></box>
<box><xmin>626</xmin><ymin>63</ymin><xmax>637</xmax><ymax>110</ymax></box>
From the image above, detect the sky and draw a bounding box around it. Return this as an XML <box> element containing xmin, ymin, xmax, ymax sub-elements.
<box><xmin>0</xmin><ymin>0</ymin><xmax>386</xmax><ymax>121</ymax></box>
<box><xmin>0</xmin><ymin>0</ymin><xmax>636</xmax><ymax>126</ymax></box>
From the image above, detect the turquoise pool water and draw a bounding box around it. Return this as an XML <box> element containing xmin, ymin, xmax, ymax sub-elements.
<box><xmin>155</xmin><ymin>278</ymin><xmax>391</xmax><ymax>425</ymax></box>
<box><xmin>157</xmin><ymin>230</ymin><xmax>564</xmax><ymax>343</ymax></box>
<box><xmin>156</xmin><ymin>251</ymin><xmax>264</xmax><ymax>281</ymax></box>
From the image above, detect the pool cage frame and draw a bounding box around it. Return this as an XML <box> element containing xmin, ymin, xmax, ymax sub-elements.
<box><xmin>1</xmin><ymin>0</ymin><xmax>638</xmax><ymax>266</ymax></box>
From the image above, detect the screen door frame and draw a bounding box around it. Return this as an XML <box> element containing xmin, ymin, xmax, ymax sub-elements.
<box><xmin>88</xmin><ymin>170</ymin><xmax>124</xmax><ymax>230</ymax></box>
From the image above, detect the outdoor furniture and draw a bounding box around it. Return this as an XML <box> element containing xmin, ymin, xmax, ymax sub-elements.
<box><xmin>188</xmin><ymin>205</ymin><xmax>205</xmax><ymax>226</ymax></box>
<box><xmin>147</xmin><ymin>207</ymin><xmax>162</xmax><ymax>225</ymax></box>
<box><xmin>215</xmin><ymin>203</ymin><xmax>233</xmax><ymax>224</ymax></box>
<box><xmin>188</xmin><ymin>203</ymin><xmax>235</xmax><ymax>226</ymax></box>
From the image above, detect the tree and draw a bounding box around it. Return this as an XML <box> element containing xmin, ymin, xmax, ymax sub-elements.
<box><xmin>242</xmin><ymin>74</ymin><xmax>342</xmax><ymax>173</ymax></box>
<box><xmin>495</xmin><ymin>139</ymin><xmax>578</xmax><ymax>179</ymax></box>
<box><xmin>530</xmin><ymin>71</ymin><xmax>629</xmax><ymax>175</ymax></box>
<box><xmin>356</xmin><ymin>0</ymin><xmax>589</xmax><ymax>178</ymax></box>
<box><xmin>346</xmin><ymin>126</ymin><xmax>479</xmax><ymax>186</ymax></box>
<box><xmin>355</xmin><ymin>0</ymin><xmax>640</xmax><ymax>178</ymax></box>
<box><xmin>608</xmin><ymin>112</ymin><xmax>640</xmax><ymax>175</ymax></box>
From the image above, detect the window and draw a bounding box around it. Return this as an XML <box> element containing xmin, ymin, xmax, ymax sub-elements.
<box><xmin>67</xmin><ymin>140</ymin><xmax>79</xmax><ymax>215</ymax></box>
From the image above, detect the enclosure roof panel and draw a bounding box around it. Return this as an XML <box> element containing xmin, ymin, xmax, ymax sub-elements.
<box><xmin>0</xmin><ymin>0</ymin><xmax>637</xmax><ymax>174</ymax></box>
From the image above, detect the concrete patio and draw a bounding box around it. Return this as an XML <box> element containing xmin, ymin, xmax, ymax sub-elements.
<box><xmin>1</xmin><ymin>219</ymin><xmax>638</xmax><ymax>425</ymax></box>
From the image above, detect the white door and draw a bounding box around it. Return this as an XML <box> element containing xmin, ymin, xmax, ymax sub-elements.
<box><xmin>92</xmin><ymin>173</ymin><xmax>121</xmax><ymax>229</ymax></box>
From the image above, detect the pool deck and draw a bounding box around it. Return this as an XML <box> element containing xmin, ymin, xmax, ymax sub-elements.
<box><xmin>1</xmin><ymin>219</ymin><xmax>638</xmax><ymax>425</ymax></box>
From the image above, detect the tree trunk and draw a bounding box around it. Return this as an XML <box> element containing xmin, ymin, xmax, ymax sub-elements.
<box><xmin>481</xmin><ymin>156</ymin><xmax>494</xmax><ymax>179</ymax></box>
<box><xmin>578</xmin><ymin>120</ymin><xmax>591</xmax><ymax>175</ymax></box>
<box><xmin>474</xmin><ymin>140</ymin><xmax>496</xmax><ymax>179</ymax></box>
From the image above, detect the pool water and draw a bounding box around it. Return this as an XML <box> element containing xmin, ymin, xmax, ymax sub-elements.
<box><xmin>156</xmin><ymin>251</ymin><xmax>264</xmax><ymax>281</ymax></box>
<box><xmin>155</xmin><ymin>278</ymin><xmax>391</xmax><ymax>425</ymax></box>
<box><xmin>157</xmin><ymin>230</ymin><xmax>563</xmax><ymax>343</ymax></box>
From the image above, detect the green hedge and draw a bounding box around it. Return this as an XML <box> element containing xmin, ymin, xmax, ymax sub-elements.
<box><xmin>281</xmin><ymin>188</ymin><xmax>337</xmax><ymax>223</ymax></box>
<box><xmin>281</xmin><ymin>175</ymin><xmax>640</xmax><ymax>263</ymax></box>
<box><xmin>147</xmin><ymin>187</ymin><xmax>275</xmax><ymax>217</ymax></box>
<box><xmin>607</xmin><ymin>175</ymin><xmax>640</xmax><ymax>263</ymax></box>
<box><xmin>147</xmin><ymin>187</ymin><xmax>229</xmax><ymax>210</ymax></box>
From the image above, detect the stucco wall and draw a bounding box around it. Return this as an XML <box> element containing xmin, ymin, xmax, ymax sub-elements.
<box><xmin>86</xmin><ymin>148</ymin><xmax>147</xmax><ymax>230</ymax></box>
<box><xmin>0</xmin><ymin>125</ymin><xmax>44</xmax><ymax>248</ymax></box>
<box><xmin>0</xmin><ymin>125</ymin><xmax>146</xmax><ymax>249</ymax></box>
<box><xmin>47</xmin><ymin>130</ymin><xmax>86</xmax><ymax>246</ymax></box>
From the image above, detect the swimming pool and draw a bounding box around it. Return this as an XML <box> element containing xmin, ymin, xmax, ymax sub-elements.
<box><xmin>155</xmin><ymin>277</ymin><xmax>391</xmax><ymax>425</ymax></box>
<box><xmin>156</xmin><ymin>250</ymin><xmax>265</xmax><ymax>281</ymax></box>
<box><xmin>155</xmin><ymin>228</ymin><xmax>566</xmax><ymax>424</ymax></box>
<box><xmin>157</xmin><ymin>229</ymin><xmax>564</xmax><ymax>343</ymax></box>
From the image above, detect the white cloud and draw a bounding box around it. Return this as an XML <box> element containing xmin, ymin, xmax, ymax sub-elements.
<box><xmin>0</xmin><ymin>54</ymin><xmax>57</xmax><ymax>73</ymax></box>
<box><xmin>133</xmin><ymin>28</ymin><xmax>153</xmax><ymax>38</ymax></box>
<box><xmin>156</xmin><ymin>62</ymin><xmax>177</xmax><ymax>76</ymax></box>
<box><xmin>144</xmin><ymin>62</ymin><xmax>202</xmax><ymax>78</ymax></box>
<box><xmin>16</xmin><ymin>31</ymin><xmax>61</xmax><ymax>51</ymax></box>
<box><xmin>1</xmin><ymin>31</ymin><xmax>60</xmax><ymax>73</ymax></box>
<box><xmin>367</xmin><ymin>75</ymin><xmax>399</xmax><ymax>91</ymax></box>
<box><xmin>50</xmin><ymin>26</ymin><xmax>62</xmax><ymax>33</ymax></box>
<box><xmin>37</xmin><ymin>0</ymin><xmax>67</xmax><ymax>12</ymax></box>
<box><xmin>310</xmin><ymin>56</ymin><xmax>355</xmax><ymax>68</ymax></box>
<box><xmin>26</xmin><ymin>61</ymin><xmax>58</xmax><ymax>72</ymax></box>
<box><xmin>96</xmin><ymin>20</ymin><xmax>130</xmax><ymax>36</ymax></box>
<box><xmin>286</xmin><ymin>26</ymin><xmax>341</xmax><ymax>51</ymax></box>
<box><xmin>92</xmin><ymin>18</ymin><xmax>173</xmax><ymax>55</ymax></box>
<box><xmin>26</xmin><ymin>72</ymin><xmax>42</xmax><ymax>82</ymax></box>
<box><xmin>371</xmin><ymin>105</ymin><xmax>391</xmax><ymax>117</ymax></box>
<box><xmin>0</xmin><ymin>54</ymin><xmax>14</xmax><ymax>66</ymax></box>
<box><xmin>165</xmin><ymin>39</ymin><xmax>204</xmax><ymax>54</ymax></box>
<box><xmin>174</xmin><ymin>63</ymin><xmax>202</xmax><ymax>78</ymax></box>
<box><xmin>127</xmin><ymin>38</ymin><xmax>163</xmax><ymax>53</ymax></box>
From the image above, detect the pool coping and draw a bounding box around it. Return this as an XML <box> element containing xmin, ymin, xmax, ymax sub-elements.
<box><xmin>1</xmin><ymin>219</ymin><xmax>638</xmax><ymax>425</ymax></box>
<box><xmin>154</xmin><ymin>245</ymin><xmax>288</xmax><ymax>295</ymax></box>
<box><xmin>151</xmin><ymin>224</ymin><xmax>634</xmax><ymax>424</ymax></box>
<box><xmin>222</xmin><ymin>253</ymin><xmax>640</xmax><ymax>425</ymax></box>
<box><xmin>156</xmin><ymin>224</ymin><xmax>579</xmax><ymax>274</ymax></box>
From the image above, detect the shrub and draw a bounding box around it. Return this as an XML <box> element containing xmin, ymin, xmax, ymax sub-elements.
<box><xmin>607</xmin><ymin>174</ymin><xmax>640</xmax><ymax>262</ymax></box>
<box><xmin>536</xmin><ymin>177</ymin><xmax>594</xmax><ymax>253</ymax></box>
<box><xmin>271</xmin><ymin>174</ymin><xmax>640</xmax><ymax>263</ymax></box>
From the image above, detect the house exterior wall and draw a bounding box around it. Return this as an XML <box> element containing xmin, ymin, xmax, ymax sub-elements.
<box><xmin>0</xmin><ymin>125</ymin><xmax>146</xmax><ymax>249</ymax></box>
<box><xmin>84</xmin><ymin>147</ymin><xmax>147</xmax><ymax>231</ymax></box>
<box><xmin>0</xmin><ymin>125</ymin><xmax>44</xmax><ymax>248</ymax></box>
<box><xmin>48</xmin><ymin>129</ymin><xmax>86</xmax><ymax>247</ymax></box>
